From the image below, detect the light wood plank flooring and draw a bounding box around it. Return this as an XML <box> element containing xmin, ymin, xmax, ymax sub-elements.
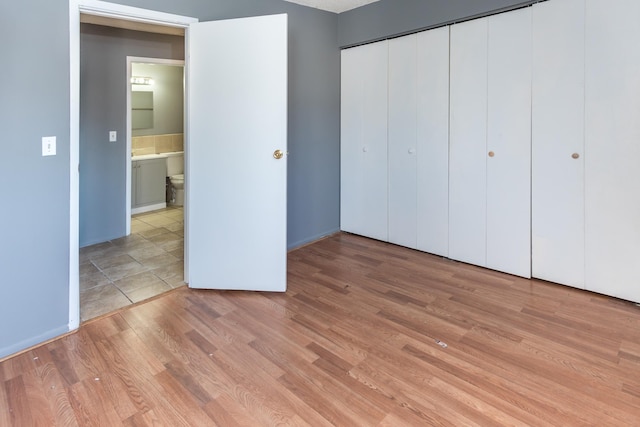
<box><xmin>2</xmin><ymin>233</ymin><xmax>640</xmax><ymax>425</ymax></box>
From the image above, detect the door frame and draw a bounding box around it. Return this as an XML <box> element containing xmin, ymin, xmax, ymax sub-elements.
<box><xmin>69</xmin><ymin>0</ymin><xmax>197</xmax><ymax>331</ymax></box>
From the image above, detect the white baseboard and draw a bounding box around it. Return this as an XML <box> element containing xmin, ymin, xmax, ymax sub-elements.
<box><xmin>132</xmin><ymin>202</ymin><xmax>167</xmax><ymax>215</ymax></box>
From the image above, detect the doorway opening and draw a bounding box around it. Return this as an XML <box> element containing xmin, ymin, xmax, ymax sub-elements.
<box><xmin>79</xmin><ymin>54</ymin><xmax>186</xmax><ymax>322</ymax></box>
<box><xmin>73</xmin><ymin>4</ymin><xmax>195</xmax><ymax>324</ymax></box>
<box><xmin>127</xmin><ymin>58</ymin><xmax>186</xmax><ymax>221</ymax></box>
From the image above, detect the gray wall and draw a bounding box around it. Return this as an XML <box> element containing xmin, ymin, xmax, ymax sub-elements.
<box><xmin>132</xmin><ymin>63</ymin><xmax>184</xmax><ymax>137</ymax></box>
<box><xmin>80</xmin><ymin>24</ymin><xmax>185</xmax><ymax>247</ymax></box>
<box><xmin>0</xmin><ymin>0</ymin><xmax>71</xmax><ymax>358</ymax></box>
<box><xmin>338</xmin><ymin>0</ymin><xmax>538</xmax><ymax>47</ymax></box>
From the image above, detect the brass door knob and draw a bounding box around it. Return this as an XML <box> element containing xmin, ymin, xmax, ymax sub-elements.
<box><xmin>488</xmin><ymin>151</ymin><xmax>495</xmax><ymax>158</ymax></box>
<box><xmin>273</xmin><ymin>149</ymin><xmax>284</xmax><ymax>160</ymax></box>
<box><xmin>572</xmin><ymin>153</ymin><xmax>580</xmax><ymax>159</ymax></box>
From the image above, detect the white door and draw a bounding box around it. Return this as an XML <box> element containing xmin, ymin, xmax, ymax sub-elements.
<box><xmin>340</xmin><ymin>41</ymin><xmax>389</xmax><ymax>241</ymax></box>
<box><xmin>532</xmin><ymin>0</ymin><xmax>585</xmax><ymax>288</ymax></box>
<box><xmin>416</xmin><ymin>27</ymin><xmax>450</xmax><ymax>258</ymax></box>
<box><xmin>388</xmin><ymin>34</ymin><xmax>418</xmax><ymax>249</ymax></box>
<box><xmin>486</xmin><ymin>8</ymin><xmax>532</xmax><ymax>278</ymax></box>
<box><xmin>449</xmin><ymin>18</ymin><xmax>489</xmax><ymax>267</ymax></box>
<box><xmin>188</xmin><ymin>14</ymin><xmax>288</xmax><ymax>291</ymax></box>
<box><xmin>585</xmin><ymin>0</ymin><xmax>640</xmax><ymax>302</ymax></box>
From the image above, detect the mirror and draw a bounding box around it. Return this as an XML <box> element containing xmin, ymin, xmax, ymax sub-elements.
<box><xmin>132</xmin><ymin>91</ymin><xmax>153</xmax><ymax>129</ymax></box>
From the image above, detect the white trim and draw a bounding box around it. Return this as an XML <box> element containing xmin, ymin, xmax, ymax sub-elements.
<box><xmin>69</xmin><ymin>0</ymin><xmax>197</xmax><ymax>330</ymax></box>
<box><xmin>126</xmin><ymin>57</ymin><xmax>132</xmax><ymax>235</ymax></box>
<box><xmin>183</xmin><ymin>29</ymin><xmax>191</xmax><ymax>285</ymax></box>
<box><xmin>126</xmin><ymin>56</ymin><xmax>185</xmax><ymax>236</ymax></box>
<box><xmin>69</xmin><ymin>0</ymin><xmax>81</xmax><ymax>331</ymax></box>
<box><xmin>132</xmin><ymin>203</ymin><xmax>168</xmax><ymax>215</ymax></box>
<box><xmin>77</xmin><ymin>0</ymin><xmax>197</xmax><ymax>27</ymax></box>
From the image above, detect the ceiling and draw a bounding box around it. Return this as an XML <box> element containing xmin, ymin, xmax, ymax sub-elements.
<box><xmin>282</xmin><ymin>0</ymin><xmax>381</xmax><ymax>13</ymax></box>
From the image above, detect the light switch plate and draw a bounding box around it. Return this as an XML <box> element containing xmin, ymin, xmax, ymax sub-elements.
<box><xmin>42</xmin><ymin>136</ymin><xmax>56</xmax><ymax>156</ymax></box>
<box><xmin>109</xmin><ymin>131</ymin><xmax>117</xmax><ymax>142</ymax></box>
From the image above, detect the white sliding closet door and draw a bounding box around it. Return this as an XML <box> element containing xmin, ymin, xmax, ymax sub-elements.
<box><xmin>416</xmin><ymin>27</ymin><xmax>450</xmax><ymax>257</ymax></box>
<box><xmin>340</xmin><ymin>41</ymin><xmax>389</xmax><ymax>241</ymax></box>
<box><xmin>450</xmin><ymin>11</ymin><xmax>532</xmax><ymax>278</ymax></box>
<box><xmin>486</xmin><ymin>7</ymin><xmax>532</xmax><ymax>278</ymax></box>
<box><xmin>449</xmin><ymin>18</ymin><xmax>489</xmax><ymax>267</ymax></box>
<box><xmin>585</xmin><ymin>0</ymin><xmax>640</xmax><ymax>302</ymax></box>
<box><xmin>532</xmin><ymin>0</ymin><xmax>585</xmax><ymax>288</ymax></box>
<box><xmin>388</xmin><ymin>34</ymin><xmax>418</xmax><ymax>248</ymax></box>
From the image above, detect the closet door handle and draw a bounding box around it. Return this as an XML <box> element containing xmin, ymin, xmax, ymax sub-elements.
<box><xmin>488</xmin><ymin>151</ymin><xmax>495</xmax><ymax>158</ymax></box>
<box><xmin>572</xmin><ymin>153</ymin><xmax>580</xmax><ymax>159</ymax></box>
<box><xmin>408</xmin><ymin>148</ymin><xmax>416</xmax><ymax>155</ymax></box>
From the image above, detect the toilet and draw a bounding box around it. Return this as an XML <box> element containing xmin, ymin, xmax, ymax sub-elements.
<box><xmin>166</xmin><ymin>152</ymin><xmax>185</xmax><ymax>206</ymax></box>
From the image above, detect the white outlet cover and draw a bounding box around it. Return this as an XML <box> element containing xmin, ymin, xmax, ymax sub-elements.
<box><xmin>109</xmin><ymin>131</ymin><xmax>117</xmax><ymax>142</ymax></box>
<box><xmin>42</xmin><ymin>136</ymin><xmax>56</xmax><ymax>156</ymax></box>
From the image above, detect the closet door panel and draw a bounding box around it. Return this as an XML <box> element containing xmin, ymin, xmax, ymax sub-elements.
<box><xmin>340</xmin><ymin>46</ymin><xmax>363</xmax><ymax>235</ymax></box>
<box><xmin>449</xmin><ymin>18</ymin><xmax>488</xmax><ymax>267</ymax></box>
<box><xmin>585</xmin><ymin>0</ymin><xmax>640</xmax><ymax>302</ymax></box>
<box><xmin>388</xmin><ymin>34</ymin><xmax>418</xmax><ymax>248</ymax></box>
<box><xmin>340</xmin><ymin>41</ymin><xmax>389</xmax><ymax>241</ymax></box>
<box><xmin>486</xmin><ymin>8</ymin><xmax>532</xmax><ymax>278</ymax></box>
<box><xmin>416</xmin><ymin>27</ymin><xmax>450</xmax><ymax>257</ymax></box>
<box><xmin>532</xmin><ymin>0</ymin><xmax>585</xmax><ymax>288</ymax></box>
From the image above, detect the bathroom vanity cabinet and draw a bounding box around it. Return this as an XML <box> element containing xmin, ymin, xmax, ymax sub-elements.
<box><xmin>132</xmin><ymin>158</ymin><xmax>167</xmax><ymax>212</ymax></box>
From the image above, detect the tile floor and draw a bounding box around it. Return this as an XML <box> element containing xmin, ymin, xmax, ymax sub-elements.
<box><xmin>79</xmin><ymin>206</ymin><xmax>185</xmax><ymax>322</ymax></box>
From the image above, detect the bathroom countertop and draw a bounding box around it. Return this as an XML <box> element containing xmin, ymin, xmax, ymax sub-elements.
<box><xmin>132</xmin><ymin>151</ymin><xmax>183</xmax><ymax>161</ymax></box>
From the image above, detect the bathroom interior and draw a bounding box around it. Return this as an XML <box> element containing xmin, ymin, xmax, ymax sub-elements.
<box><xmin>80</xmin><ymin>61</ymin><xmax>186</xmax><ymax>322</ymax></box>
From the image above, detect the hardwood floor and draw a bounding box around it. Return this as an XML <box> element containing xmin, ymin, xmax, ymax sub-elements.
<box><xmin>2</xmin><ymin>233</ymin><xmax>640</xmax><ymax>425</ymax></box>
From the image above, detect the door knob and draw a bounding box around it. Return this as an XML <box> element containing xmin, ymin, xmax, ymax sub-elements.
<box><xmin>273</xmin><ymin>149</ymin><xmax>284</xmax><ymax>160</ymax></box>
<box><xmin>488</xmin><ymin>151</ymin><xmax>495</xmax><ymax>158</ymax></box>
<box><xmin>572</xmin><ymin>153</ymin><xmax>580</xmax><ymax>159</ymax></box>
<box><xmin>408</xmin><ymin>148</ymin><xmax>416</xmax><ymax>155</ymax></box>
